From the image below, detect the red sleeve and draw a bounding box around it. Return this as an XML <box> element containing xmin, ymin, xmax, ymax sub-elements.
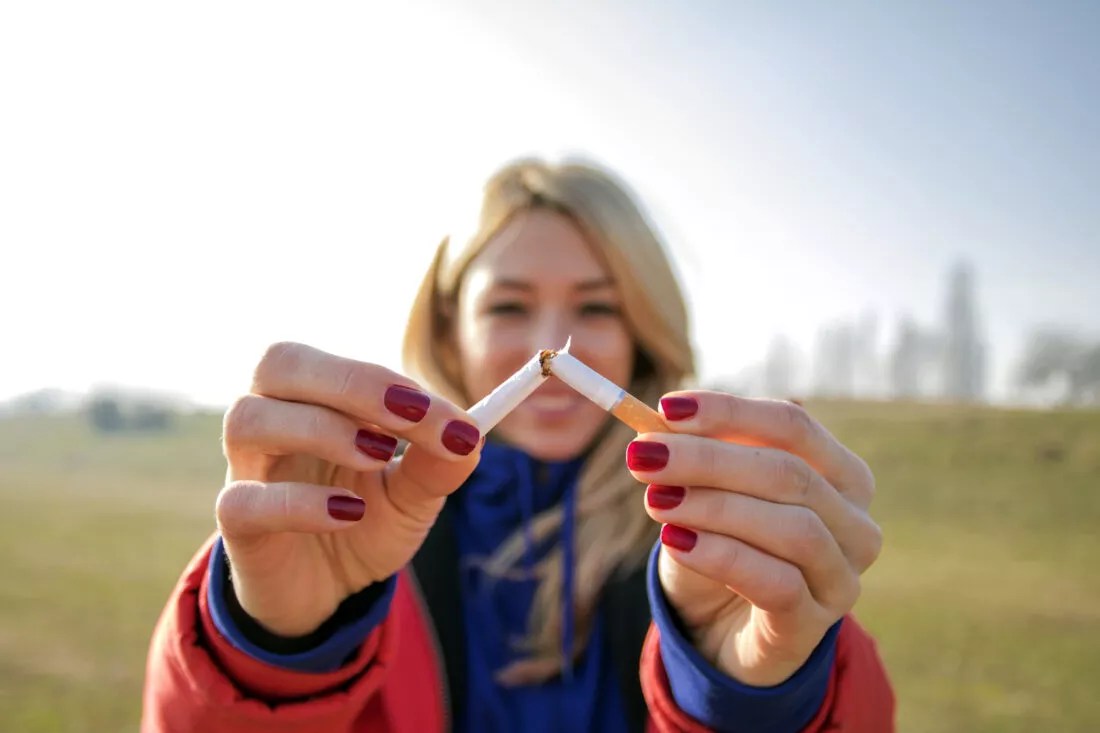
<box><xmin>140</xmin><ymin>534</ymin><xmax>396</xmax><ymax>733</ymax></box>
<box><xmin>640</xmin><ymin>614</ymin><xmax>896</xmax><ymax>733</ymax></box>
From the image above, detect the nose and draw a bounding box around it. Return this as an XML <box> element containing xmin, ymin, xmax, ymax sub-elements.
<box><xmin>529</xmin><ymin>310</ymin><xmax>572</xmax><ymax>353</ymax></box>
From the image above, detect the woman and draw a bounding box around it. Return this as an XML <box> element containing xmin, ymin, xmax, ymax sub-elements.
<box><xmin>141</xmin><ymin>158</ymin><xmax>894</xmax><ymax>732</ymax></box>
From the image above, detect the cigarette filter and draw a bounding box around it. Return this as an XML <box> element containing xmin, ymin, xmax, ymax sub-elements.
<box><xmin>548</xmin><ymin>348</ymin><xmax>670</xmax><ymax>434</ymax></box>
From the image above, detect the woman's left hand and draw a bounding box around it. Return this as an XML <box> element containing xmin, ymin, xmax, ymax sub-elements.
<box><xmin>628</xmin><ymin>391</ymin><xmax>882</xmax><ymax>687</ymax></box>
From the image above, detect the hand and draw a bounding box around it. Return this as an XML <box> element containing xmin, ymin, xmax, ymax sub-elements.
<box><xmin>214</xmin><ymin>342</ymin><xmax>483</xmax><ymax>637</ymax></box>
<box><xmin>629</xmin><ymin>391</ymin><xmax>882</xmax><ymax>687</ymax></box>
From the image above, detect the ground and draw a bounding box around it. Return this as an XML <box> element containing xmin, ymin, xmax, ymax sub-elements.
<box><xmin>0</xmin><ymin>401</ymin><xmax>1097</xmax><ymax>732</ymax></box>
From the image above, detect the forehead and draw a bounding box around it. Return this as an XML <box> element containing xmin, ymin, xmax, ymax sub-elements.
<box><xmin>465</xmin><ymin>209</ymin><xmax>609</xmax><ymax>285</ymax></box>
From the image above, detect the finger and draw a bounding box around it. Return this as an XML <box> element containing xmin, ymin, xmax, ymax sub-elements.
<box><xmin>378</xmin><ymin>441</ymin><xmax>483</xmax><ymax>524</ymax></box>
<box><xmin>250</xmin><ymin>342</ymin><xmax>482</xmax><ymax>461</ymax></box>
<box><xmin>659</xmin><ymin>391</ymin><xmax>874</xmax><ymax>505</ymax></box>
<box><xmin>645</xmin><ymin>485</ymin><xmax>861</xmax><ymax>610</ymax></box>
<box><xmin>658</xmin><ymin>524</ymin><xmax>815</xmax><ymax>617</ymax></box>
<box><xmin>628</xmin><ymin>435</ymin><xmax>881</xmax><ymax>570</ymax></box>
<box><xmin>216</xmin><ymin>480</ymin><xmax>367</xmax><ymax>537</ymax></box>
<box><xmin>627</xmin><ymin>433</ymin><xmax>851</xmax><ymax>532</ymax></box>
<box><xmin>223</xmin><ymin>394</ymin><xmax>398</xmax><ymax>470</ymax></box>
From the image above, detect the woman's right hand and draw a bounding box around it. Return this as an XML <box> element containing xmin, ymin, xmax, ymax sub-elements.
<box><xmin>214</xmin><ymin>342</ymin><xmax>483</xmax><ymax>638</ymax></box>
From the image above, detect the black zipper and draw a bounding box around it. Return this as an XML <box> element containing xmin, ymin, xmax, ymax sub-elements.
<box><xmin>407</xmin><ymin>569</ymin><xmax>452</xmax><ymax>733</ymax></box>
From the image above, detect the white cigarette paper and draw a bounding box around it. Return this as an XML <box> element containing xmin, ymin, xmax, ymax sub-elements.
<box><xmin>466</xmin><ymin>351</ymin><xmax>549</xmax><ymax>432</ymax></box>
<box><xmin>546</xmin><ymin>351</ymin><xmax>626</xmax><ymax>411</ymax></box>
<box><xmin>546</xmin><ymin>338</ymin><xmax>670</xmax><ymax>434</ymax></box>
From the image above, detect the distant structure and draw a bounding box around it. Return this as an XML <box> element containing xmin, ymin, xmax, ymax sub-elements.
<box><xmin>763</xmin><ymin>335</ymin><xmax>798</xmax><ymax>398</ymax></box>
<box><xmin>940</xmin><ymin>261</ymin><xmax>986</xmax><ymax>402</ymax></box>
<box><xmin>889</xmin><ymin>315</ymin><xmax>925</xmax><ymax>400</ymax></box>
<box><xmin>1014</xmin><ymin>327</ymin><xmax>1100</xmax><ymax>406</ymax></box>
<box><xmin>813</xmin><ymin>321</ymin><xmax>856</xmax><ymax>398</ymax></box>
<box><xmin>742</xmin><ymin>259</ymin><xmax>1002</xmax><ymax>405</ymax></box>
<box><xmin>853</xmin><ymin>310</ymin><xmax>882</xmax><ymax>398</ymax></box>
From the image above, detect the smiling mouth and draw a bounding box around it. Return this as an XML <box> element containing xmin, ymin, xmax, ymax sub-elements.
<box><xmin>523</xmin><ymin>379</ymin><xmax>581</xmax><ymax>414</ymax></box>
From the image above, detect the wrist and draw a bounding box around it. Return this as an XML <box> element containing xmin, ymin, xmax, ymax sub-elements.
<box><xmin>708</xmin><ymin>622</ymin><xmax>835</xmax><ymax>687</ymax></box>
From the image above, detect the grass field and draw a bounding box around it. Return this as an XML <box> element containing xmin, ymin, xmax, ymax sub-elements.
<box><xmin>1</xmin><ymin>402</ymin><xmax>1098</xmax><ymax>732</ymax></box>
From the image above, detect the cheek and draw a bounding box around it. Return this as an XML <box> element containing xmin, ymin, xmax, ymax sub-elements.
<box><xmin>455</xmin><ymin>317</ymin><xmax>535</xmax><ymax>401</ymax></box>
<box><xmin>581</xmin><ymin>322</ymin><xmax>636</xmax><ymax>385</ymax></box>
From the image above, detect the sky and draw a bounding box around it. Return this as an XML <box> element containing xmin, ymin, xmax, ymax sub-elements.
<box><xmin>2</xmin><ymin>0</ymin><xmax>1098</xmax><ymax>407</ymax></box>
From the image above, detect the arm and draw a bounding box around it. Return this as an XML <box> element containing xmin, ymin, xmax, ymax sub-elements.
<box><xmin>642</xmin><ymin>542</ymin><xmax>855</xmax><ymax>733</ymax></box>
<box><xmin>631</xmin><ymin>392</ymin><xmax>894</xmax><ymax>732</ymax></box>
<box><xmin>140</xmin><ymin>534</ymin><xmax>398</xmax><ymax>733</ymax></box>
<box><xmin>640</xmin><ymin>611</ymin><xmax>895</xmax><ymax>733</ymax></box>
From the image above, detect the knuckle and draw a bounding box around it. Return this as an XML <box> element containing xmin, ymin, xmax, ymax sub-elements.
<box><xmin>770</xmin><ymin>572</ymin><xmax>805</xmax><ymax>613</ymax></box>
<box><xmin>706</xmin><ymin>490</ymin><xmax>735</xmax><ymax>527</ymax></box>
<box><xmin>336</xmin><ymin>363</ymin><xmax>362</xmax><ymax>399</ymax></box>
<box><xmin>857</xmin><ymin>517</ymin><xmax>884</xmax><ymax>571</ymax></box>
<box><xmin>718</xmin><ymin>535</ymin><xmax>742</xmax><ymax>575</ymax></box>
<box><xmin>775</xmin><ymin>456</ymin><xmax>815</xmax><ymax>504</ymax></box>
<box><xmin>780</xmin><ymin>401</ymin><xmax>815</xmax><ymax>444</ymax></box>
<box><xmin>223</xmin><ymin>394</ymin><xmax>265</xmax><ymax>447</ymax></box>
<box><xmin>721</xmin><ymin>392</ymin><xmax>740</xmax><ymax>429</ymax></box>
<box><xmin>828</xmin><ymin>571</ymin><xmax>862</xmax><ymax>613</ymax></box>
<box><xmin>215</xmin><ymin>480</ymin><xmax>260</xmax><ymax>529</ymax></box>
<box><xmin>702</xmin><ymin>440</ymin><xmax>722</xmax><ymax>481</ymax></box>
<box><xmin>789</xmin><ymin>507</ymin><xmax>830</xmax><ymax>563</ymax></box>
<box><xmin>857</xmin><ymin>456</ymin><xmax>877</xmax><ymax>499</ymax></box>
<box><xmin>843</xmin><ymin>573</ymin><xmax>863</xmax><ymax>608</ymax></box>
<box><xmin>253</xmin><ymin>341</ymin><xmax>302</xmax><ymax>391</ymax></box>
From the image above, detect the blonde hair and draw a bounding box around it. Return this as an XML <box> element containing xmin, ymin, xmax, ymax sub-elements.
<box><xmin>403</xmin><ymin>156</ymin><xmax>695</xmax><ymax>682</ymax></box>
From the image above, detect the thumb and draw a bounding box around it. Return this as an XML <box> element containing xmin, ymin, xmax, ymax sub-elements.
<box><xmin>380</xmin><ymin>441</ymin><xmax>482</xmax><ymax>522</ymax></box>
<box><xmin>215</xmin><ymin>480</ymin><xmax>367</xmax><ymax>538</ymax></box>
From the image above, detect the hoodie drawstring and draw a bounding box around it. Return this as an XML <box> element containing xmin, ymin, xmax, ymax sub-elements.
<box><xmin>516</xmin><ymin>454</ymin><xmax>578</xmax><ymax>684</ymax></box>
<box><xmin>561</xmin><ymin>476</ymin><xmax>577</xmax><ymax>683</ymax></box>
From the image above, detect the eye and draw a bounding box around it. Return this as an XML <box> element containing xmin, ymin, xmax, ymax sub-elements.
<box><xmin>487</xmin><ymin>301</ymin><xmax>529</xmax><ymax>316</ymax></box>
<box><xmin>579</xmin><ymin>302</ymin><xmax>621</xmax><ymax>317</ymax></box>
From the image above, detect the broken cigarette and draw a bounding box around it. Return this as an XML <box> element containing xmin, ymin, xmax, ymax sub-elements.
<box><xmin>465</xmin><ymin>340</ymin><xmax>670</xmax><ymax>436</ymax></box>
<box><xmin>547</xmin><ymin>340</ymin><xmax>670</xmax><ymax>435</ymax></box>
<box><xmin>466</xmin><ymin>350</ymin><xmax>549</xmax><ymax>432</ymax></box>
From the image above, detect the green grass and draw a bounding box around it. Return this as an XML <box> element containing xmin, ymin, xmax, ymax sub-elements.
<box><xmin>1</xmin><ymin>403</ymin><xmax>1098</xmax><ymax>731</ymax></box>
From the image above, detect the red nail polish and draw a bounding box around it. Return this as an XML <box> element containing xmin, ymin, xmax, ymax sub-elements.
<box><xmin>328</xmin><ymin>495</ymin><xmax>366</xmax><ymax>522</ymax></box>
<box><xmin>355</xmin><ymin>429</ymin><xmax>398</xmax><ymax>462</ymax></box>
<box><xmin>442</xmin><ymin>420</ymin><xmax>480</xmax><ymax>456</ymax></box>
<box><xmin>660</xmin><ymin>396</ymin><xmax>698</xmax><ymax>421</ymax></box>
<box><xmin>661</xmin><ymin>524</ymin><xmax>697</xmax><ymax>552</ymax></box>
<box><xmin>385</xmin><ymin>385</ymin><xmax>430</xmax><ymax>423</ymax></box>
<box><xmin>627</xmin><ymin>441</ymin><xmax>669</xmax><ymax>472</ymax></box>
<box><xmin>646</xmin><ymin>485</ymin><xmax>686</xmax><ymax>510</ymax></box>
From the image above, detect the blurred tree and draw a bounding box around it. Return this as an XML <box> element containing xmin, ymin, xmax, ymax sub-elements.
<box><xmin>813</xmin><ymin>321</ymin><xmax>855</xmax><ymax>398</ymax></box>
<box><xmin>88</xmin><ymin>396</ymin><xmax>125</xmax><ymax>432</ymax></box>
<box><xmin>941</xmin><ymin>261</ymin><xmax>987</xmax><ymax>402</ymax></box>
<box><xmin>131</xmin><ymin>402</ymin><xmax>174</xmax><ymax>431</ymax></box>
<box><xmin>763</xmin><ymin>334</ymin><xmax>798</xmax><ymax>398</ymax></box>
<box><xmin>853</xmin><ymin>310</ymin><xmax>881</xmax><ymax>398</ymax></box>
<box><xmin>1016</xmin><ymin>328</ymin><xmax>1100</xmax><ymax>404</ymax></box>
<box><xmin>889</xmin><ymin>315</ymin><xmax>924</xmax><ymax>399</ymax></box>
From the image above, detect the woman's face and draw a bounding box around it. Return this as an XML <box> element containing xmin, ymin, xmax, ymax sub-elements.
<box><xmin>453</xmin><ymin>208</ymin><xmax>636</xmax><ymax>462</ymax></box>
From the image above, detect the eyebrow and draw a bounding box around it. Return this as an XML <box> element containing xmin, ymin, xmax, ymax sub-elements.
<box><xmin>489</xmin><ymin>277</ymin><xmax>615</xmax><ymax>293</ymax></box>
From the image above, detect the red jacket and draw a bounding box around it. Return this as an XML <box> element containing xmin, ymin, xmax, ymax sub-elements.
<box><xmin>141</xmin><ymin>535</ymin><xmax>895</xmax><ymax>732</ymax></box>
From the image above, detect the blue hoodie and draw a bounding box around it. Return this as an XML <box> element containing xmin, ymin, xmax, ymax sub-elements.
<box><xmin>207</xmin><ymin>439</ymin><xmax>840</xmax><ymax>733</ymax></box>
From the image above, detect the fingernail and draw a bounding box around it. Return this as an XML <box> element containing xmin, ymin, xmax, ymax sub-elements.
<box><xmin>442</xmin><ymin>420</ymin><xmax>480</xmax><ymax>456</ymax></box>
<box><xmin>627</xmin><ymin>441</ymin><xmax>669</xmax><ymax>472</ymax></box>
<box><xmin>355</xmin><ymin>429</ymin><xmax>398</xmax><ymax>462</ymax></box>
<box><xmin>385</xmin><ymin>385</ymin><xmax>430</xmax><ymax>423</ymax></box>
<box><xmin>660</xmin><ymin>396</ymin><xmax>698</xmax><ymax>421</ymax></box>
<box><xmin>646</xmin><ymin>484</ymin><xmax>686</xmax><ymax>510</ymax></box>
<box><xmin>661</xmin><ymin>524</ymin><xmax>697</xmax><ymax>552</ymax></box>
<box><xmin>328</xmin><ymin>495</ymin><xmax>366</xmax><ymax>522</ymax></box>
